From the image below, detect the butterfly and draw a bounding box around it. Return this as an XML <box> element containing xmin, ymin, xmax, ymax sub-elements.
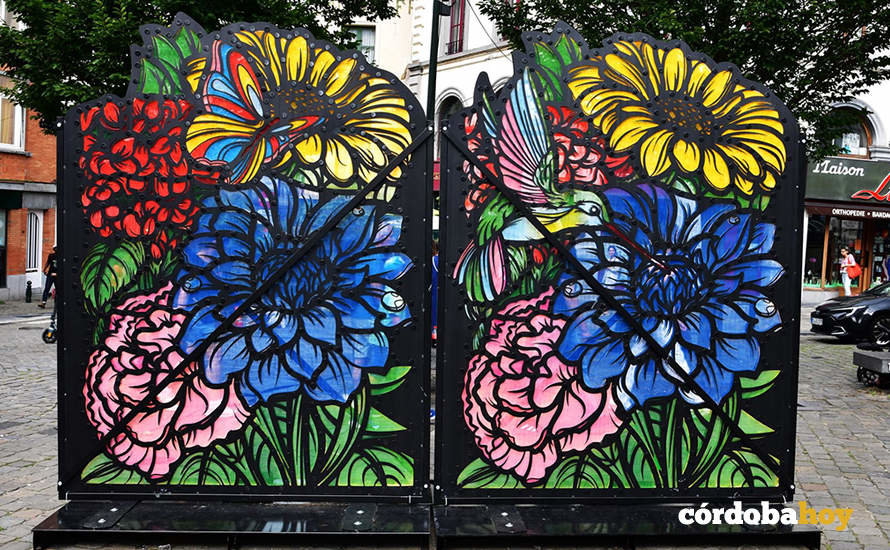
<box><xmin>186</xmin><ymin>41</ymin><xmax>323</xmax><ymax>184</ymax></box>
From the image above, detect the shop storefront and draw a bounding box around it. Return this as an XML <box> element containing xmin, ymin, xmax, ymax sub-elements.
<box><xmin>804</xmin><ymin>157</ymin><xmax>890</xmax><ymax>298</ymax></box>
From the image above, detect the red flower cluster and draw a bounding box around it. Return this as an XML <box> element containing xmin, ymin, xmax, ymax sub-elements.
<box><xmin>547</xmin><ymin>106</ymin><xmax>633</xmax><ymax>187</ymax></box>
<box><xmin>462</xmin><ymin>112</ymin><xmax>498</xmax><ymax>215</ymax></box>
<box><xmin>79</xmin><ymin>99</ymin><xmax>221</xmax><ymax>257</ymax></box>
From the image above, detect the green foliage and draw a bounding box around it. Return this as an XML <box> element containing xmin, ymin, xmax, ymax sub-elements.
<box><xmin>334</xmin><ymin>446</ymin><xmax>414</xmax><ymax>486</ymax></box>
<box><xmin>82</xmin><ymin>453</ymin><xmax>148</xmax><ymax>484</ymax></box>
<box><xmin>0</xmin><ymin>0</ymin><xmax>399</xmax><ymax>129</ymax></box>
<box><xmin>529</xmin><ymin>32</ymin><xmax>585</xmax><ymax>102</ymax></box>
<box><xmin>544</xmin><ymin>454</ymin><xmax>613</xmax><ymax>489</ymax></box>
<box><xmin>80</xmin><ymin>241</ymin><xmax>146</xmax><ymax>315</ymax></box>
<box><xmin>478</xmin><ymin>0</ymin><xmax>890</xmax><ymax>159</ymax></box>
<box><xmin>457</xmin><ymin>458</ymin><xmax>524</xmax><ymax>488</ymax></box>
<box><xmin>740</xmin><ymin>369</ymin><xmax>781</xmax><ymax>399</ymax></box>
<box><xmin>368</xmin><ymin>365</ymin><xmax>411</xmax><ymax>396</ymax></box>
<box><xmin>136</xmin><ymin>19</ymin><xmax>202</xmax><ymax>95</ymax></box>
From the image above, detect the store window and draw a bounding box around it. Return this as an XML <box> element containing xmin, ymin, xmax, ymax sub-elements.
<box><xmin>871</xmin><ymin>223</ymin><xmax>890</xmax><ymax>285</ymax></box>
<box><xmin>826</xmin><ymin>217</ymin><xmax>863</xmax><ymax>288</ymax></box>
<box><xmin>0</xmin><ymin>74</ymin><xmax>25</xmax><ymax>150</ymax></box>
<box><xmin>804</xmin><ymin>214</ymin><xmax>826</xmax><ymax>287</ymax></box>
<box><xmin>349</xmin><ymin>27</ymin><xmax>376</xmax><ymax>64</ymax></box>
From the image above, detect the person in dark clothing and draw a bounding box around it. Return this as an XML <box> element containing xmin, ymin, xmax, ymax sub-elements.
<box><xmin>38</xmin><ymin>245</ymin><xmax>57</xmax><ymax>308</ymax></box>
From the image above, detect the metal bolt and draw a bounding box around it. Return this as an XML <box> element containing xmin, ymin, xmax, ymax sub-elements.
<box><xmin>505</xmin><ymin>522</ymin><xmax>513</xmax><ymax>528</ymax></box>
<box><xmin>97</xmin><ymin>518</ymin><xmax>106</xmax><ymax>524</ymax></box>
<box><xmin>354</xmin><ymin>521</ymin><xmax>362</xmax><ymax>526</ymax></box>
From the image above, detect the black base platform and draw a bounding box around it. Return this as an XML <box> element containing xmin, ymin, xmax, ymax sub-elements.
<box><xmin>433</xmin><ymin>504</ymin><xmax>821</xmax><ymax>549</ymax></box>
<box><xmin>33</xmin><ymin>501</ymin><xmax>822</xmax><ymax>549</ymax></box>
<box><xmin>33</xmin><ymin>500</ymin><xmax>431</xmax><ymax>548</ymax></box>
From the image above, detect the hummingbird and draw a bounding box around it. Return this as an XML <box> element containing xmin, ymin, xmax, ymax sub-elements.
<box><xmin>454</xmin><ymin>69</ymin><xmax>613</xmax><ymax>302</ymax></box>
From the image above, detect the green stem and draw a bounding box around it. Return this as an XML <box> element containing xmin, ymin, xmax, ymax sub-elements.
<box><xmin>318</xmin><ymin>387</ymin><xmax>368</xmax><ymax>485</ymax></box>
<box><xmin>664</xmin><ymin>399</ymin><xmax>679</xmax><ymax>487</ymax></box>
<box><xmin>627</xmin><ymin>408</ymin><xmax>665</xmax><ymax>487</ymax></box>
<box><xmin>252</xmin><ymin>407</ymin><xmax>293</xmax><ymax>485</ymax></box>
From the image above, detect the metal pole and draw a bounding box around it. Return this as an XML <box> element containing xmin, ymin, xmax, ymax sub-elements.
<box><xmin>426</xmin><ymin>0</ymin><xmax>449</xmax><ymax>121</ymax></box>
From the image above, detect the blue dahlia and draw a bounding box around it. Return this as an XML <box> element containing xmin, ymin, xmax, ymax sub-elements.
<box><xmin>174</xmin><ymin>176</ymin><xmax>412</xmax><ymax>405</ymax></box>
<box><xmin>556</xmin><ymin>184</ymin><xmax>783</xmax><ymax>409</ymax></box>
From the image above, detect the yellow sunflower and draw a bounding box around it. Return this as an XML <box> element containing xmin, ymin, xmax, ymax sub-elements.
<box><xmin>567</xmin><ymin>39</ymin><xmax>786</xmax><ymax>195</ymax></box>
<box><xmin>186</xmin><ymin>29</ymin><xmax>411</xmax><ymax>186</ymax></box>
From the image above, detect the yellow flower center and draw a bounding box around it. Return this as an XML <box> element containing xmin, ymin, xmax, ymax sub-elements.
<box><xmin>273</xmin><ymin>84</ymin><xmax>341</xmax><ymax>122</ymax></box>
<box><xmin>654</xmin><ymin>95</ymin><xmax>717</xmax><ymax>137</ymax></box>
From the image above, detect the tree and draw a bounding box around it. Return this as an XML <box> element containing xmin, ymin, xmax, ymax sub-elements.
<box><xmin>479</xmin><ymin>0</ymin><xmax>890</xmax><ymax>159</ymax></box>
<box><xmin>0</xmin><ymin>0</ymin><xmax>397</xmax><ymax>130</ymax></box>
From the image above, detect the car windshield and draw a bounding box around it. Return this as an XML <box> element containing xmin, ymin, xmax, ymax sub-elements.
<box><xmin>866</xmin><ymin>282</ymin><xmax>890</xmax><ymax>296</ymax></box>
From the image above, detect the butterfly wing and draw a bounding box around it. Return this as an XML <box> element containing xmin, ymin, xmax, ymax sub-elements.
<box><xmin>186</xmin><ymin>42</ymin><xmax>315</xmax><ymax>184</ymax></box>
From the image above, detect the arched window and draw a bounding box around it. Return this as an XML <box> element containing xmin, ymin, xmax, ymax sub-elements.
<box><xmin>833</xmin><ymin>107</ymin><xmax>873</xmax><ymax>157</ymax></box>
<box><xmin>436</xmin><ymin>96</ymin><xmax>463</xmax><ymax>160</ymax></box>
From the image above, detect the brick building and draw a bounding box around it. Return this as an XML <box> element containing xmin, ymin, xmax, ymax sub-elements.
<box><xmin>0</xmin><ymin>94</ymin><xmax>57</xmax><ymax>300</ymax></box>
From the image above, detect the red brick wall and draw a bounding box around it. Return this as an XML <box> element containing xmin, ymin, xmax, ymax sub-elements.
<box><xmin>6</xmin><ymin>209</ymin><xmax>26</xmax><ymax>276</ymax></box>
<box><xmin>0</xmin><ymin>110</ymin><xmax>56</xmax><ymax>184</ymax></box>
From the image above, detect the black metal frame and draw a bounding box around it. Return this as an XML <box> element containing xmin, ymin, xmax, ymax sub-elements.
<box><xmin>435</xmin><ymin>28</ymin><xmax>805</xmax><ymax>503</ymax></box>
<box><xmin>57</xmin><ymin>15</ymin><xmax>433</xmax><ymax>502</ymax></box>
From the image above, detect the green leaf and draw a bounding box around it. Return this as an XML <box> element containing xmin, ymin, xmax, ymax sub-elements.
<box><xmin>457</xmin><ymin>458</ymin><xmax>524</xmax><ymax>489</ymax></box>
<box><xmin>368</xmin><ymin>365</ymin><xmax>411</xmax><ymax>396</ymax></box>
<box><xmin>740</xmin><ymin>370</ymin><xmax>781</xmax><ymax>399</ymax></box>
<box><xmin>706</xmin><ymin>449</ymin><xmax>780</xmax><ymax>488</ymax></box>
<box><xmin>529</xmin><ymin>31</ymin><xmax>584</xmax><ymax>101</ymax></box>
<box><xmin>737</xmin><ymin>410</ymin><xmax>775</xmax><ymax>437</ymax></box>
<box><xmin>82</xmin><ymin>453</ymin><xmax>147</xmax><ymax>484</ymax></box>
<box><xmin>333</xmin><ymin>446</ymin><xmax>414</xmax><ymax>487</ymax></box>
<box><xmin>685</xmin><ymin>391</ymin><xmax>739</xmax><ymax>486</ymax></box>
<box><xmin>167</xmin><ymin>449</ymin><xmax>240</xmax><ymax>485</ymax></box>
<box><xmin>136</xmin><ymin>24</ymin><xmax>203</xmax><ymax>95</ymax></box>
<box><xmin>316</xmin><ymin>387</ymin><xmax>368</xmax><ymax>484</ymax></box>
<box><xmin>544</xmin><ymin>454</ymin><xmax>612</xmax><ymax>489</ymax></box>
<box><xmin>80</xmin><ymin>241</ymin><xmax>146</xmax><ymax>314</ymax></box>
<box><xmin>365</xmin><ymin>407</ymin><xmax>407</xmax><ymax>433</ymax></box>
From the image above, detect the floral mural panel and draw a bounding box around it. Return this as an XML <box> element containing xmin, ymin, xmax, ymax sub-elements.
<box><xmin>57</xmin><ymin>14</ymin><xmax>430</xmax><ymax>498</ymax></box>
<box><xmin>436</xmin><ymin>26</ymin><xmax>802</xmax><ymax>500</ymax></box>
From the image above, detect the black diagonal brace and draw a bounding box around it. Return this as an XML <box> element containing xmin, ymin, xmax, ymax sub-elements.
<box><xmin>444</xmin><ymin>128</ymin><xmax>791</xmax><ymax>493</ymax></box>
<box><xmin>67</xmin><ymin>127</ymin><xmax>432</xmax><ymax>489</ymax></box>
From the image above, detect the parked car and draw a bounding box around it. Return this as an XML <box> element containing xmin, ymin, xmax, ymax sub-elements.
<box><xmin>810</xmin><ymin>282</ymin><xmax>890</xmax><ymax>344</ymax></box>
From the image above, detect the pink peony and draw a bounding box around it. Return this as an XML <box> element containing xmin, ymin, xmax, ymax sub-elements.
<box><xmin>84</xmin><ymin>282</ymin><xmax>250</xmax><ymax>479</ymax></box>
<box><xmin>463</xmin><ymin>288</ymin><xmax>624</xmax><ymax>484</ymax></box>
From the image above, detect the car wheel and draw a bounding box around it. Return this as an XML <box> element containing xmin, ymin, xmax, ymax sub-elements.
<box><xmin>870</xmin><ymin>314</ymin><xmax>890</xmax><ymax>346</ymax></box>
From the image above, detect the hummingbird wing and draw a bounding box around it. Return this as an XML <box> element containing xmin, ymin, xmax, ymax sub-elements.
<box><xmin>485</xmin><ymin>70</ymin><xmax>557</xmax><ymax>206</ymax></box>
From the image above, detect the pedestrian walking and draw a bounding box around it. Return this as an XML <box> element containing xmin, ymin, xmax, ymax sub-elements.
<box><xmin>38</xmin><ymin>245</ymin><xmax>57</xmax><ymax>309</ymax></box>
<box><xmin>840</xmin><ymin>247</ymin><xmax>860</xmax><ymax>296</ymax></box>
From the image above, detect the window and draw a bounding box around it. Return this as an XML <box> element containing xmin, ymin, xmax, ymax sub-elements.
<box><xmin>1</xmin><ymin>0</ymin><xmax>19</xmax><ymax>28</ymax></box>
<box><xmin>447</xmin><ymin>0</ymin><xmax>466</xmax><ymax>54</ymax></box>
<box><xmin>832</xmin><ymin>107</ymin><xmax>872</xmax><ymax>157</ymax></box>
<box><xmin>0</xmin><ymin>74</ymin><xmax>24</xmax><ymax>150</ymax></box>
<box><xmin>26</xmin><ymin>211</ymin><xmax>41</xmax><ymax>272</ymax></box>
<box><xmin>349</xmin><ymin>27</ymin><xmax>376</xmax><ymax>64</ymax></box>
<box><xmin>436</xmin><ymin>96</ymin><xmax>462</xmax><ymax>160</ymax></box>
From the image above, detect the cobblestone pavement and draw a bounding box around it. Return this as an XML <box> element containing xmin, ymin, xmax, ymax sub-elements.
<box><xmin>0</xmin><ymin>302</ymin><xmax>888</xmax><ymax>550</ymax></box>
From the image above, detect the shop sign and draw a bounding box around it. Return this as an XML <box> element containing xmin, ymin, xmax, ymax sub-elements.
<box><xmin>805</xmin><ymin>201</ymin><xmax>890</xmax><ymax>219</ymax></box>
<box><xmin>807</xmin><ymin>157</ymin><xmax>890</xmax><ymax>202</ymax></box>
